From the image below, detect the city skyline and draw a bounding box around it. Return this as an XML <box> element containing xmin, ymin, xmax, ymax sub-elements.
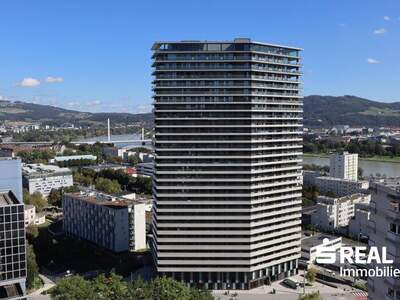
<box><xmin>0</xmin><ymin>0</ymin><xmax>399</xmax><ymax>113</ymax></box>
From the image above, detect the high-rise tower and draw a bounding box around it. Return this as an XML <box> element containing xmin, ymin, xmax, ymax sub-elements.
<box><xmin>151</xmin><ymin>39</ymin><xmax>303</xmax><ymax>290</ymax></box>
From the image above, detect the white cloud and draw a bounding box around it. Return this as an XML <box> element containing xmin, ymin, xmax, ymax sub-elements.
<box><xmin>135</xmin><ymin>104</ymin><xmax>152</xmax><ymax>114</ymax></box>
<box><xmin>367</xmin><ymin>58</ymin><xmax>380</xmax><ymax>64</ymax></box>
<box><xmin>18</xmin><ymin>77</ymin><xmax>40</xmax><ymax>87</ymax></box>
<box><xmin>373</xmin><ymin>28</ymin><xmax>387</xmax><ymax>35</ymax></box>
<box><xmin>86</xmin><ymin>100</ymin><xmax>102</xmax><ymax>107</ymax></box>
<box><xmin>67</xmin><ymin>101</ymin><xmax>80</xmax><ymax>107</ymax></box>
<box><xmin>45</xmin><ymin>76</ymin><xmax>64</xmax><ymax>83</ymax></box>
<box><xmin>384</xmin><ymin>16</ymin><xmax>391</xmax><ymax>21</ymax></box>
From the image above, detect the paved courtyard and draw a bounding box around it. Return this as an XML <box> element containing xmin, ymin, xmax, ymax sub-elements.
<box><xmin>213</xmin><ymin>274</ymin><xmax>368</xmax><ymax>300</ymax></box>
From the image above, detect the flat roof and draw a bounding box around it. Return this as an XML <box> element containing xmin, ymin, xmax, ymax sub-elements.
<box><xmin>302</xmin><ymin>233</ymin><xmax>341</xmax><ymax>249</ymax></box>
<box><xmin>0</xmin><ymin>191</ymin><xmax>20</xmax><ymax>206</ymax></box>
<box><xmin>22</xmin><ymin>163</ymin><xmax>72</xmax><ymax>176</ymax></box>
<box><xmin>152</xmin><ymin>38</ymin><xmax>302</xmax><ymax>51</ymax></box>
<box><xmin>65</xmin><ymin>192</ymin><xmax>144</xmax><ymax>209</ymax></box>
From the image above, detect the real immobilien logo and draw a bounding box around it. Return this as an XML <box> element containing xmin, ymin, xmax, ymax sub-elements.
<box><xmin>315</xmin><ymin>238</ymin><xmax>399</xmax><ymax>278</ymax></box>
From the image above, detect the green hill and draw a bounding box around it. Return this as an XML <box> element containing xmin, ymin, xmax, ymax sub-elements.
<box><xmin>1</xmin><ymin>95</ymin><xmax>400</xmax><ymax>128</ymax></box>
<box><xmin>304</xmin><ymin>95</ymin><xmax>400</xmax><ymax>127</ymax></box>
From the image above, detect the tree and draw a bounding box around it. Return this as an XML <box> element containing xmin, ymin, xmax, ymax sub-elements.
<box><xmin>92</xmin><ymin>273</ymin><xmax>128</xmax><ymax>300</ymax></box>
<box><xmin>50</xmin><ymin>276</ymin><xmax>95</xmax><ymax>300</ymax></box>
<box><xmin>127</xmin><ymin>154</ymin><xmax>141</xmax><ymax>166</ymax></box>
<box><xmin>49</xmin><ymin>274</ymin><xmax>213</xmax><ymax>300</ymax></box>
<box><xmin>26</xmin><ymin>225</ymin><xmax>39</xmax><ymax>242</ymax></box>
<box><xmin>23</xmin><ymin>190</ymin><xmax>48</xmax><ymax>212</ymax></box>
<box><xmin>27</xmin><ymin>244</ymin><xmax>39</xmax><ymax>290</ymax></box>
<box><xmin>149</xmin><ymin>277</ymin><xmax>191</xmax><ymax>300</ymax></box>
<box><xmin>127</xmin><ymin>277</ymin><xmax>152</xmax><ymax>300</ymax></box>
<box><xmin>48</xmin><ymin>189</ymin><xmax>62</xmax><ymax>207</ymax></box>
<box><xmin>325</xmin><ymin>191</ymin><xmax>336</xmax><ymax>198</ymax></box>
<box><xmin>305</xmin><ymin>267</ymin><xmax>317</xmax><ymax>285</ymax></box>
<box><xmin>95</xmin><ymin>177</ymin><xmax>122</xmax><ymax>194</ymax></box>
<box><xmin>134</xmin><ymin>176</ymin><xmax>153</xmax><ymax>195</ymax></box>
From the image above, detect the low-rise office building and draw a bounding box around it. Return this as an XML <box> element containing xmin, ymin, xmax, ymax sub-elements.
<box><xmin>311</xmin><ymin>193</ymin><xmax>370</xmax><ymax>232</ymax></box>
<box><xmin>314</xmin><ymin>176</ymin><xmax>369</xmax><ymax>197</ymax></box>
<box><xmin>301</xmin><ymin>234</ymin><xmax>342</xmax><ymax>264</ymax></box>
<box><xmin>0</xmin><ymin>191</ymin><xmax>26</xmax><ymax>299</ymax></box>
<box><xmin>63</xmin><ymin>192</ymin><xmax>146</xmax><ymax>252</ymax></box>
<box><xmin>22</xmin><ymin>164</ymin><xmax>73</xmax><ymax>197</ymax></box>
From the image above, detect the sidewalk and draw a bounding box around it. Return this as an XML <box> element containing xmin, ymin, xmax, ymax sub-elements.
<box><xmin>28</xmin><ymin>274</ymin><xmax>55</xmax><ymax>298</ymax></box>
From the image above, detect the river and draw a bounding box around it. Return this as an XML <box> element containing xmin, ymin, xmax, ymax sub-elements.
<box><xmin>76</xmin><ymin>134</ymin><xmax>152</xmax><ymax>149</ymax></box>
<box><xmin>303</xmin><ymin>156</ymin><xmax>400</xmax><ymax>178</ymax></box>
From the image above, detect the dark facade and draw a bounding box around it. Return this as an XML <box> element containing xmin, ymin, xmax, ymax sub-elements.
<box><xmin>0</xmin><ymin>191</ymin><xmax>26</xmax><ymax>299</ymax></box>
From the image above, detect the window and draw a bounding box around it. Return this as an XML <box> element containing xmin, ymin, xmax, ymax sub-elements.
<box><xmin>390</xmin><ymin>223</ymin><xmax>400</xmax><ymax>234</ymax></box>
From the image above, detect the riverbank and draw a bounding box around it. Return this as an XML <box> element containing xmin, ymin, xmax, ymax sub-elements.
<box><xmin>304</xmin><ymin>153</ymin><xmax>400</xmax><ymax>164</ymax></box>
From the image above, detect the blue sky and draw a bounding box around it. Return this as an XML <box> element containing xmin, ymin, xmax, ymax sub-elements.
<box><xmin>0</xmin><ymin>0</ymin><xmax>399</xmax><ymax>113</ymax></box>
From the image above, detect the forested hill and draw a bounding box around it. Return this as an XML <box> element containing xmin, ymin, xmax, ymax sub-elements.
<box><xmin>0</xmin><ymin>100</ymin><xmax>153</xmax><ymax>127</ymax></box>
<box><xmin>304</xmin><ymin>95</ymin><xmax>400</xmax><ymax>127</ymax></box>
<box><xmin>1</xmin><ymin>95</ymin><xmax>400</xmax><ymax>128</ymax></box>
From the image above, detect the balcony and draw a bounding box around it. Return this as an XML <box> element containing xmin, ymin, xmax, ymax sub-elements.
<box><xmin>386</xmin><ymin>231</ymin><xmax>400</xmax><ymax>244</ymax></box>
<box><xmin>387</xmin><ymin>208</ymin><xmax>400</xmax><ymax>221</ymax></box>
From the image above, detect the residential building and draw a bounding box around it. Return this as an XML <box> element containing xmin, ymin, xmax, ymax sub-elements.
<box><xmin>329</xmin><ymin>152</ymin><xmax>358</xmax><ymax>181</ymax></box>
<box><xmin>301</xmin><ymin>234</ymin><xmax>342</xmax><ymax>264</ymax></box>
<box><xmin>348</xmin><ymin>203</ymin><xmax>370</xmax><ymax>239</ymax></box>
<box><xmin>311</xmin><ymin>193</ymin><xmax>370</xmax><ymax>232</ymax></box>
<box><xmin>151</xmin><ymin>39</ymin><xmax>303</xmax><ymax>289</ymax></box>
<box><xmin>24</xmin><ymin>205</ymin><xmax>46</xmax><ymax>227</ymax></box>
<box><xmin>0</xmin><ymin>158</ymin><xmax>23</xmax><ymax>202</ymax></box>
<box><xmin>367</xmin><ymin>178</ymin><xmax>400</xmax><ymax>299</ymax></box>
<box><xmin>136</xmin><ymin>162</ymin><xmax>154</xmax><ymax>177</ymax></box>
<box><xmin>314</xmin><ymin>176</ymin><xmax>369</xmax><ymax>197</ymax></box>
<box><xmin>22</xmin><ymin>164</ymin><xmax>73</xmax><ymax>197</ymax></box>
<box><xmin>63</xmin><ymin>192</ymin><xmax>146</xmax><ymax>252</ymax></box>
<box><xmin>0</xmin><ymin>191</ymin><xmax>26</xmax><ymax>299</ymax></box>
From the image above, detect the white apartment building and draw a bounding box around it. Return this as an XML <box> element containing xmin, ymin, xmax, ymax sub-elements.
<box><xmin>311</xmin><ymin>193</ymin><xmax>370</xmax><ymax>232</ymax></box>
<box><xmin>301</xmin><ymin>234</ymin><xmax>342</xmax><ymax>264</ymax></box>
<box><xmin>24</xmin><ymin>205</ymin><xmax>46</xmax><ymax>227</ymax></box>
<box><xmin>22</xmin><ymin>164</ymin><xmax>73</xmax><ymax>197</ymax></box>
<box><xmin>329</xmin><ymin>152</ymin><xmax>358</xmax><ymax>181</ymax></box>
<box><xmin>152</xmin><ymin>39</ymin><xmax>303</xmax><ymax>290</ymax></box>
<box><xmin>314</xmin><ymin>176</ymin><xmax>369</xmax><ymax>197</ymax></box>
<box><xmin>368</xmin><ymin>178</ymin><xmax>400</xmax><ymax>300</ymax></box>
<box><xmin>63</xmin><ymin>192</ymin><xmax>146</xmax><ymax>252</ymax></box>
<box><xmin>348</xmin><ymin>203</ymin><xmax>370</xmax><ymax>239</ymax></box>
